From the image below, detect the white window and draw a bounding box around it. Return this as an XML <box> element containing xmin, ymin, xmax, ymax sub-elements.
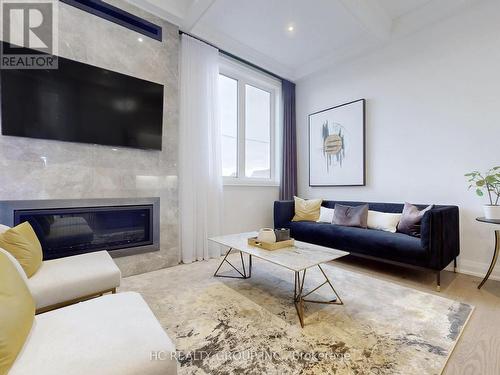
<box><xmin>219</xmin><ymin>57</ymin><xmax>281</xmax><ymax>185</ymax></box>
<box><xmin>219</xmin><ymin>74</ymin><xmax>238</xmax><ymax>178</ymax></box>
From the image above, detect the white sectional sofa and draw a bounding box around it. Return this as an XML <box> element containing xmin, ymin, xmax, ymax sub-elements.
<box><xmin>0</xmin><ymin>247</ymin><xmax>178</xmax><ymax>374</ymax></box>
<box><xmin>9</xmin><ymin>292</ymin><xmax>178</xmax><ymax>375</ymax></box>
<box><xmin>29</xmin><ymin>251</ymin><xmax>121</xmax><ymax>313</ymax></box>
<box><xmin>0</xmin><ymin>224</ymin><xmax>121</xmax><ymax>313</ymax></box>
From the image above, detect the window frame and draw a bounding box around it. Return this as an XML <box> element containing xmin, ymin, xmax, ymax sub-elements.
<box><xmin>219</xmin><ymin>56</ymin><xmax>281</xmax><ymax>187</ymax></box>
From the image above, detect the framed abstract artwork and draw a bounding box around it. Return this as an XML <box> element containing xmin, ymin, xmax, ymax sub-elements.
<box><xmin>309</xmin><ymin>99</ymin><xmax>366</xmax><ymax>186</ymax></box>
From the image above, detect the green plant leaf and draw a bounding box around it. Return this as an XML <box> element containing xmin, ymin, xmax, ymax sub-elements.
<box><xmin>476</xmin><ymin>189</ymin><xmax>484</xmax><ymax>196</ymax></box>
<box><xmin>486</xmin><ymin>175</ymin><xmax>497</xmax><ymax>184</ymax></box>
<box><xmin>476</xmin><ymin>180</ymin><xmax>485</xmax><ymax>187</ymax></box>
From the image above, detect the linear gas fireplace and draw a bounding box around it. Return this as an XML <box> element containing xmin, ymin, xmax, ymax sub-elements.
<box><xmin>0</xmin><ymin>198</ymin><xmax>160</xmax><ymax>260</ymax></box>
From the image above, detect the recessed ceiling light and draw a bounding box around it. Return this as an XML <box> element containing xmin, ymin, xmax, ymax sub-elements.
<box><xmin>138</xmin><ymin>37</ymin><xmax>144</xmax><ymax>42</ymax></box>
<box><xmin>287</xmin><ymin>25</ymin><xmax>294</xmax><ymax>32</ymax></box>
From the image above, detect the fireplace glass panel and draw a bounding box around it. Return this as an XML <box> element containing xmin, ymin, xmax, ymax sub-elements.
<box><xmin>15</xmin><ymin>205</ymin><xmax>153</xmax><ymax>260</ymax></box>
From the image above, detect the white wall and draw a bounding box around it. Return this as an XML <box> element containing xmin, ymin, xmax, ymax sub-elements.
<box><xmin>223</xmin><ymin>186</ymin><xmax>279</xmax><ymax>234</ymax></box>
<box><xmin>296</xmin><ymin>0</ymin><xmax>500</xmax><ymax>280</ymax></box>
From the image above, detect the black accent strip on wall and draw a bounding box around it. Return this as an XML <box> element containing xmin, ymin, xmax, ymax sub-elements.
<box><xmin>60</xmin><ymin>0</ymin><xmax>162</xmax><ymax>41</ymax></box>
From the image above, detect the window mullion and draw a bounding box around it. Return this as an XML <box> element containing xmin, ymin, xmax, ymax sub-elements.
<box><xmin>237</xmin><ymin>79</ymin><xmax>246</xmax><ymax>178</ymax></box>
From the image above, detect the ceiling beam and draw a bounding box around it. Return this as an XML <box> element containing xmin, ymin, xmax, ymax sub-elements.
<box><xmin>337</xmin><ymin>0</ymin><xmax>392</xmax><ymax>41</ymax></box>
<box><xmin>124</xmin><ymin>0</ymin><xmax>184</xmax><ymax>27</ymax></box>
<box><xmin>182</xmin><ymin>0</ymin><xmax>217</xmax><ymax>31</ymax></box>
<box><xmin>392</xmin><ymin>0</ymin><xmax>481</xmax><ymax>37</ymax></box>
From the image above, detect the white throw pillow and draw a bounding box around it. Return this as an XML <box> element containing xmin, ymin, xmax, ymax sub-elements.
<box><xmin>367</xmin><ymin>211</ymin><xmax>402</xmax><ymax>233</ymax></box>
<box><xmin>317</xmin><ymin>207</ymin><xmax>335</xmax><ymax>223</ymax></box>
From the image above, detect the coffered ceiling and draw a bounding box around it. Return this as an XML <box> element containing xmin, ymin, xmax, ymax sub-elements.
<box><xmin>125</xmin><ymin>0</ymin><xmax>481</xmax><ymax>80</ymax></box>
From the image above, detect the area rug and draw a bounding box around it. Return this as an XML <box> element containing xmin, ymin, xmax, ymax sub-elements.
<box><xmin>120</xmin><ymin>255</ymin><xmax>473</xmax><ymax>374</ymax></box>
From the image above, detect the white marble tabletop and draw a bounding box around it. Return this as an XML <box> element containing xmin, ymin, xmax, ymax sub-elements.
<box><xmin>209</xmin><ymin>232</ymin><xmax>349</xmax><ymax>272</ymax></box>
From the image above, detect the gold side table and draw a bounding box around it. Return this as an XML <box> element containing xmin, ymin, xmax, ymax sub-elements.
<box><xmin>477</xmin><ymin>217</ymin><xmax>500</xmax><ymax>289</ymax></box>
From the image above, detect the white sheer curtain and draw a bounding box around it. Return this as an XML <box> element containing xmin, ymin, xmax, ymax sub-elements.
<box><xmin>179</xmin><ymin>34</ymin><xmax>223</xmax><ymax>263</ymax></box>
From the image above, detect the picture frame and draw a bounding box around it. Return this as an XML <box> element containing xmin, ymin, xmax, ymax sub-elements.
<box><xmin>309</xmin><ymin>99</ymin><xmax>366</xmax><ymax>187</ymax></box>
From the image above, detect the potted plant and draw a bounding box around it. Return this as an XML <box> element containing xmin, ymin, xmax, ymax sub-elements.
<box><xmin>465</xmin><ymin>167</ymin><xmax>500</xmax><ymax>220</ymax></box>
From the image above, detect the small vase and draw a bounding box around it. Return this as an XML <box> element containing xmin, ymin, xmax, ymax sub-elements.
<box><xmin>257</xmin><ymin>228</ymin><xmax>276</xmax><ymax>243</ymax></box>
<box><xmin>483</xmin><ymin>205</ymin><xmax>500</xmax><ymax>220</ymax></box>
<box><xmin>274</xmin><ymin>228</ymin><xmax>290</xmax><ymax>242</ymax></box>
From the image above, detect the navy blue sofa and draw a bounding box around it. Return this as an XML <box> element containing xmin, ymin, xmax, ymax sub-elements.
<box><xmin>274</xmin><ymin>200</ymin><xmax>460</xmax><ymax>290</ymax></box>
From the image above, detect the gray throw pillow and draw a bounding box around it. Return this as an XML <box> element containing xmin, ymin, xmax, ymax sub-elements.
<box><xmin>332</xmin><ymin>204</ymin><xmax>368</xmax><ymax>228</ymax></box>
<box><xmin>397</xmin><ymin>202</ymin><xmax>433</xmax><ymax>237</ymax></box>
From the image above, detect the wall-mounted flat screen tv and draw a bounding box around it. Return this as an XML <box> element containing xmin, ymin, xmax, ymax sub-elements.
<box><xmin>0</xmin><ymin>44</ymin><xmax>164</xmax><ymax>150</ymax></box>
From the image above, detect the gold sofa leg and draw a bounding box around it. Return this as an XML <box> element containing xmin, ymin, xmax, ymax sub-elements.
<box><xmin>36</xmin><ymin>288</ymin><xmax>117</xmax><ymax>314</ymax></box>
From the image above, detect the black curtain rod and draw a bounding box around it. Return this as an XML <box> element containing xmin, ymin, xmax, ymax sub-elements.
<box><xmin>178</xmin><ymin>30</ymin><xmax>286</xmax><ymax>82</ymax></box>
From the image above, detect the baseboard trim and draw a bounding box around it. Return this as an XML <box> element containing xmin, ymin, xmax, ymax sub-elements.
<box><xmin>454</xmin><ymin>259</ymin><xmax>500</xmax><ymax>282</ymax></box>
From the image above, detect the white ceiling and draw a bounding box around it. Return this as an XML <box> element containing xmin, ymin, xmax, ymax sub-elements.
<box><xmin>378</xmin><ymin>0</ymin><xmax>432</xmax><ymax>19</ymax></box>
<box><xmin>125</xmin><ymin>0</ymin><xmax>480</xmax><ymax>80</ymax></box>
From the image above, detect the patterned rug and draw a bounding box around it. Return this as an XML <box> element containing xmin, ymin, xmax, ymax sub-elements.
<box><xmin>120</xmin><ymin>254</ymin><xmax>473</xmax><ymax>374</ymax></box>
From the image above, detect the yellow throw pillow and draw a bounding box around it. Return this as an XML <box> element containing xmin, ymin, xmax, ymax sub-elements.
<box><xmin>0</xmin><ymin>222</ymin><xmax>43</xmax><ymax>277</ymax></box>
<box><xmin>0</xmin><ymin>250</ymin><xmax>35</xmax><ymax>374</ymax></box>
<box><xmin>292</xmin><ymin>196</ymin><xmax>323</xmax><ymax>222</ymax></box>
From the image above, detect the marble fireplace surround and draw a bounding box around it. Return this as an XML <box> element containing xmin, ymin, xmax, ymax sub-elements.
<box><xmin>0</xmin><ymin>0</ymin><xmax>180</xmax><ymax>276</ymax></box>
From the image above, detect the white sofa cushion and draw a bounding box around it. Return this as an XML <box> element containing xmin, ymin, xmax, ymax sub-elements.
<box><xmin>10</xmin><ymin>292</ymin><xmax>177</xmax><ymax>375</ymax></box>
<box><xmin>367</xmin><ymin>210</ymin><xmax>402</xmax><ymax>233</ymax></box>
<box><xmin>317</xmin><ymin>207</ymin><xmax>335</xmax><ymax>223</ymax></box>
<box><xmin>28</xmin><ymin>251</ymin><xmax>121</xmax><ymax>310</ymax></box>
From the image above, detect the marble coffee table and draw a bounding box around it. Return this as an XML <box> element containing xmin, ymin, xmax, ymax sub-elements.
<box><xmin>209</xmin><ymin>232</ymin><xmax>349</xmax><ymax>327</ymax></box>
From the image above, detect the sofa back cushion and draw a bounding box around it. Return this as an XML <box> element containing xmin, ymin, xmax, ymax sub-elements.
<box><xmin>0</xmin><ymin>248</ymin><xmax>35</xmax><ymax>374</ymax></box>
<box><xmin>0</xmin><ymin>222</ymin><xmax>43</xmax><ymax>277</ymax></box>
<box><xmin>292</xmin><ymin>196</ymin><xmax>322</xmax><ymax>222</ymax></box>
<box><xmin>321</xmin><ymin>200</ymin><xmax>438</xmax><ymax>213</ymax></box>
<box><xmin>317</xmin><ymin>207</ymin><xmax>335</xmax><ymax>223</ymax></box>
<box><xmin>397</xmin><ymin>202</ymin><xmax>434</xmax><ymax>237</ymax></box>
<box><xmin>367</xmin><ymin>211</ymin><xmax>402</xmax><ymax>233</ymax></box>
<box><xmin>276</xmin><ymin>200</ymin><xmax>443</xmax><ymax>231</ymax></box>
<box><xmin>333</xmin><ymin>204</ymin><xmax>369</xmax><ymax>228</ymax></box>
<box><xmin>322</xmin><ymin>200</ymin><xmax>405</xmax><ymax>213</ymax></box>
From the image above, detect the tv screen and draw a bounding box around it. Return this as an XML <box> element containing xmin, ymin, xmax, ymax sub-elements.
<box><xmin>0</xmin><ymin>48</ymin><xmax>164</xmax><ymax>150</ymax></box>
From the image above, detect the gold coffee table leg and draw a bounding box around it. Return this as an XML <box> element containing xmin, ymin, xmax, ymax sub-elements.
<box><xmin>478</xmin><ymin>230</ymin><xmax>500</xmax><ymax>289</ymax></box>
<box><xmin>214</xmin><ymin>248</ymin><xmax>252</xmax><ymax>279</ymax></box>
<box><xmin>294</xmin><ymin>269</ymin><xmax>306</xmax><ymax>328</ymax></box>
<box><xmin>293</xmin><ymin>266</ymin><xmax>343</xmax><ymax>328</ymax></box>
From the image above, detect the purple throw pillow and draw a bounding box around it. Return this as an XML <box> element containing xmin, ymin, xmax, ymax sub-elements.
<box><xmin>332</xmin><ymin>204</ymin><xmax>368</xmax><ymax>228</ymax></box>
<box><xmin>397</xmin><ymin>202</ymin><xmax>433</xmax><ymax>237</ymax></box>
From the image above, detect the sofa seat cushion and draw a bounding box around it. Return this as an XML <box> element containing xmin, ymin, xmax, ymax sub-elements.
<box><xmin>289</xmin><ymin>222</ymin><xmax>427</xmax><ymax>267</ymax></box>
<box><xmin>27</xmin><ymin>251</ymin><xmax>121</xmax><ymax>310</ymax></box>
<box><xmin>10</xmin><ymin>292</ymin><xmax>177</xmax><ymax>375</ymax></box>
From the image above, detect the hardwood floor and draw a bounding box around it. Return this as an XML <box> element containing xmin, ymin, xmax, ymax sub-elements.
<box><xmin>332</xmin><ymin>255</ymin><xmax>500</xmax><ymax>375</ymax></box>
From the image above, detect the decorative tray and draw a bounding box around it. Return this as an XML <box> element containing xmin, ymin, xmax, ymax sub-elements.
<box><xmin>247</xmin><ymin>237</ymin><xmax>295</xmax><ymax>251</ymax></box>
